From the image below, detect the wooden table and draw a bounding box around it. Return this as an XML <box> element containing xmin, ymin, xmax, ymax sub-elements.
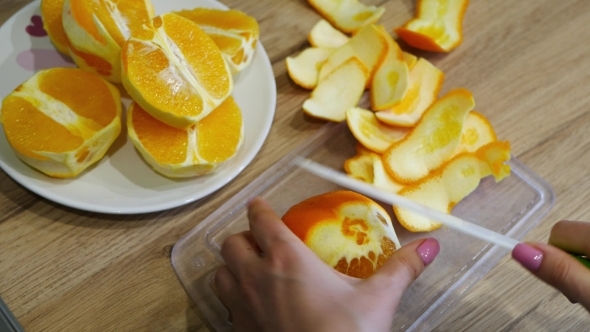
<box><xmin>1</xmin><ymin>0</ymin><xmax>589</xmax><ymax>331</ymax></box>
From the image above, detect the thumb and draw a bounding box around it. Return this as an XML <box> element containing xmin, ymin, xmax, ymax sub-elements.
<box><xmin>512</xmin><ymin>242</ymin><xmax>590</xmax><ymax>310</ymax></box>
<box><xmin>366</xmin><ymin>238</ymin><xmax>440</xmax><ymax>295</ymax></box>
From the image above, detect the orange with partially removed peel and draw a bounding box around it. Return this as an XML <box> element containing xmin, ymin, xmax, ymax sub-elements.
<box><xmin>282</xmin><ymin>190</ymin><xmax>400</xmax><ymax>278</ymax></box>
<box><xmin>127</xmin><ymin>97</ymin><xmax>243</xmax><ymax>178</ymax></box>
<box><xmin>62</xmin><ymin>0</ymin><xmax>155</xmax><ymax>82</ymax></box>
<box><xmin>122</xmin><ymin>13</ymin><xmax>233</xmax><ymax>129</ymax></box>
<box><xmin>0</xmin><ymin>68</ymin><xmax>122</xmax><ymax>178</ymax></box>
<box><xmin>174</xmin><ymin>8</ymin><xmax>260</xmax><ymax>74</ymax></box>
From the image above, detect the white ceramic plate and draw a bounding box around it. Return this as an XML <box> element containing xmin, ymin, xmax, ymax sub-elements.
<box><xmin>0</xmin><ymin>0</ymin><xmax>276</xmax><ymax>214</ymax></box>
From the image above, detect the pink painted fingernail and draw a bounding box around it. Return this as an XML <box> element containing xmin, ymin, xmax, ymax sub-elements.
<box><xmin>512</xmin><ymin>243</ymin><xmax>544</xmax><ymax>272</ymax></box>
<box><xmin>417</xmin><ymin>238</ymin><xmax>440</xmax><ymax>265</ymax></box>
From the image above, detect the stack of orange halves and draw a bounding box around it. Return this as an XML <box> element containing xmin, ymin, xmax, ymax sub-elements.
<box><xmin>0</xmin><ymin>0</ymin><xmax>259</xmax><ymax>178</ymax></box>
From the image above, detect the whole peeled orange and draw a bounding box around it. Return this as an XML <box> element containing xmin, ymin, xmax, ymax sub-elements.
<box><xmin>282</xmin><ymin>190</ymin><xmax>401</xmax><ymax>278</ymax></box>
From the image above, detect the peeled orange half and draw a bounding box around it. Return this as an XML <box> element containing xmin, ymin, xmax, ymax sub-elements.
<box><xmin>122</xmin><ymin>13</ymin><xmax>233</xmax><ymax>129</ymax></box>
<box><xmin>62</xmin><ymin>0</ymin><xmax>155</xmax><ymax>82</ymax></box>
<box><xmin>174</xmin><ymin>8</ymin><xmax>260</xmax><ymax>74</ymax></box>
<box><xmin>0</xmin><ymin>68</ymin><xmax>122</xmax><ymax>178</ymax></box>
<box><xmin>127</xmin><ymin>97</ymin><xmax>243</xmax><ymax>178</ymax></box>
<box><xmin>282</xmin><ymin>190</ymin><xmax>401</xmax><ymax>279</ymax></box>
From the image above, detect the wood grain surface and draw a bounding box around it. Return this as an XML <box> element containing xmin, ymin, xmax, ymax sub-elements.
<box><xmin>1</xmin><ymin>0</ymin><xmax>589</xmax><ymax>331</ymax></box>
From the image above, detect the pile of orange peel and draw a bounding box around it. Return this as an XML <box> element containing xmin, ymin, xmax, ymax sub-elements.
<box><xmin>287</xmin><ymin>0</ymin><xmax>511</xmax><ymax>233</ymax></box>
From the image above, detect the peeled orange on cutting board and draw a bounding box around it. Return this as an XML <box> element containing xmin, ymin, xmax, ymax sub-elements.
<box><xmin>282</xmin><ymin>190</ymin><xmax>401</xmax><ymax>279</ymax></box>
<box><xmin>62</xmin><ymin>0</ymin><xmax>155</xmax><ymax>82</ymax></box>
<box><xmin>41</xmin><ymin>0</ymin><xmax>69</xmax><ymax>55</ymax></box>
<box><xmin>174</xmin><ymin>8</ymin><xmax>260</xmax><ymax>74</ymax></box>
<box><xmin>122</xmin><ymin>13</ymin><xmax>233</xmax><ymax>129</ymax></box>
<box><xmin>0</xmin><ymin>68</ymin><xmax>122</xmax><ymax>178</ymax></box>
<box><xmin>127</xmin><ymin>97</ymin><xmax>243</xmax><ymax>178</ymax></box>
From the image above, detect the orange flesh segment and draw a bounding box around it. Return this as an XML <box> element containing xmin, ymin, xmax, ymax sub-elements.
<box><xmin>1</xmin><ymin>96</ymin><xmax>83</xmax><ymax>159</ymax></box>
<box><xmin>198</xmin><ymin>97</ymin><xmax>243</xmax><ymax>163</ymax></box>
<box><xmin>394</xmin><ymin>141</ymin><xmax>510</xmax><ymax>232</ymax></box>
<box><xmin>395</xmin><ymin>0</ymin><xmax>469</xmax><ymax>52</ymax></box>
<box><xmin>68</xmin><ymin>41</ymin><xmax>113</xmax><ymax>77</ymax></box>
<box><xmin>281</xmin><ymin>190</ymin><xmax>399</xmax><ymax>279</ymax></box>
<box><xmin>69</xmin><ymin>0</ymin><xmax>107</xmax><ymax>44</ymax></box>
<box><xmin>68</xmin><ymin>0</ymin><xmax>153</xmax><ymax>46</ymax></box>
<box><xmin>115</xmin><ymin>0</ymin><xmax>154</xmax><ymax>39</ymax></box>
<box><xmin>375</xmin><ymin>58</ymin><xmax>444</xmax><ymax>127</ymax></box>
<box><xmin>130</xmin><ymin>103</ymin><xmax>189</xmax><ymax>165</ymax></box>
<box><xmin>174</xmin><ymin>8</ymin><xmax>259</xmax><ymax>33</ymax></box>
<box><xmin>37</xmin><ymin>69</ymin><xmax>117</xmax><ymax>128</ymax></box>
<box><xmin>383</xmin><ymin>88</ymin><xmax>475</xmax><ymax>184</ymax></box>
<box><xmin>128</xmin><ymin>96</ymin><xmax>243</xmax><ymax>171</ymax></box>
<box><xmin>41</xmin><ymin>0</ymin><xmax>69</xmax><ymax>54</ymax></box>
<box><xmin>173</xmin><ymin>8</ymin><xmax>259</xmax><ymax>72</ymax></box>
<box><xmin>123</xmin><ymin>39</ymin><xmax>205</xmax><ymax>119</ymax></box>
<box><xmin>162</xmin><ymin>14</ymin><xmax>230</xmax><ymax>100</ymax></box>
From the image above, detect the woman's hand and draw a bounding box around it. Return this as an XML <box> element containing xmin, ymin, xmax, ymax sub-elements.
<box><xmin>512</xmin><ymin>220</ymin><xmax>590</xmax><ymax>311</ymax></box>
<box><xmin>215</xmin><ymin>197</ymin><xmax>440</xmax><ymax>332</ymax></box>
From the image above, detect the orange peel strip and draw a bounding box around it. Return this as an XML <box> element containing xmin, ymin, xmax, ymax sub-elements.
<box><xmin>318</xmin><ymin>24</ymin><xmax>388</xmax><ymax>84</ymax></box>
<box><xmin>375</xmin><ymin>58</ymin><xmax>444</xmax><ymax>127</ymax></box>
<box><xmin>453</xmin><ymin>111</ymin><xmax>497</xmax><ymax>156</ymax></box>
<box><xmin>382</xmin><ymin>88</ymin><xmax>475</xmax><ymax>184</ymax></box>
<box><xmin>394</xmin><ymin>0</ymin><xmax>470</xmax><ymax>53</ymax></box>
<box><xmin>344</xmin><ymin>148</ymin><xmax>403</xmax><ymax>193</ymax></box>
<box><xmin>344</xmin><ymin>153</ymin><xmax>374</xmax><ymax>183</ymax></box>
<box><xmin>346</xmin><ymin>107</ymin><xmax>409</xmax><ymax>154</ymax></box>
<box><xmin>307</xmin><ymin>0</ymin><xmax>385</xmax><ymax>34</ymax></box>
<box><xmin>402</xmin><ymin>52</ymin><xmax>418</xmax><ymax>69</ymax></box>
<box><xmin>370</xmin><ymin>33</ymin><xmax>409</xmax><ymax>110</ymax></box>
<box><xmin>371</xmin><ymin>153</ymin><xmax>404</xmax><ymax>193</ymax></box>
<box><xmin>286</xmin><ymin>47</ymin><xmax>334</xmax><ymax>90</ymax></box>
<box><xmin>393</xmin><ymin>141</ymin><xmax>511</xmax><ymax>232</ymax></box>
<box><xmin>303</xmin><ymin>57</ymin><xmax>368</xmax><ymax>122</ymax></box>
<box><xmin>308</xmin><ymin>19</ymin><xmax>350</xmax><ymax>48</ymax></box>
